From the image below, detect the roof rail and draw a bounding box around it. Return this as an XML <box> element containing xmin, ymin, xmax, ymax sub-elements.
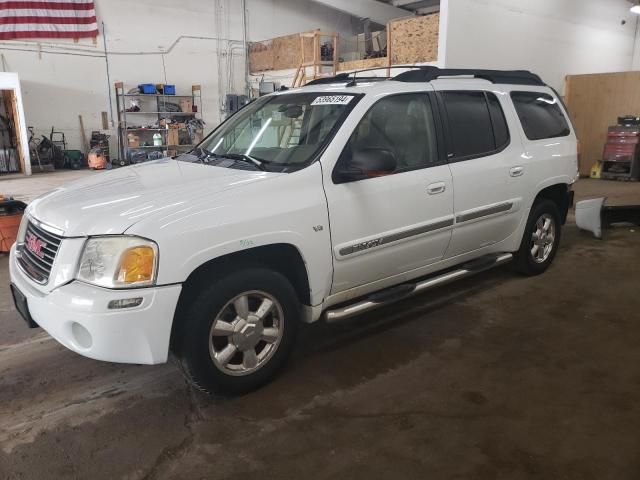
<box><xmin>304</xmin><ymin>66</ymin><xmax>428</xmax><ymax>87</ymax></box>
<box><xmin>304</xmin><ymin>73</ymin><xmax>351</xmax><ymax>86</ymax></box>
<box><xmin>304</xmin><ymin>73</ymin><xmax>390</xmax><ymax>86</ymax></box>
<box><xmin>301</xmin><ymin>66</ymin><xmax>545</xmax><ymax>87</ymax></box>
<box><xmin>392</xmin><ymin>67</ymin><xmax>545</xmax><ymax>86</ymax></box>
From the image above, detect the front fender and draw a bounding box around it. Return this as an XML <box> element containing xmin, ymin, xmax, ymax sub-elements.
<box><xmin>127</xmin><ymin>163</ymin><xmax>333</xmax><ymax>306</ymax></box>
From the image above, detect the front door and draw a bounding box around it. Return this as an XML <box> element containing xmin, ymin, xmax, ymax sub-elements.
<box><xmin>323</xmin><ymin>91</ymin><xmax>454</xmax><ymax>295</ymax></box>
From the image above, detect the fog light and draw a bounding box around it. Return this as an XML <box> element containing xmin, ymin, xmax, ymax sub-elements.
<box><xmin>108</xmin><ymin>297</ymin><xmax>143</xmax><ymax>309</ymax></box>
<box><xmin>71</xmin><ymin>322</ymin><xmax>92</xmax><ymax>349</ymax></box>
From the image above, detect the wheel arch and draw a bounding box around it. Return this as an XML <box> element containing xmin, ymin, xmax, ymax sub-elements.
<box><xmin>170</xmin><ymin>243</ymin><xmax>311</xmax><ymax>350</ymax></box>
<box><xmin>532</xmin><ymin>182</ymin><xmax>572</xmax><ymax>224</ymax></box>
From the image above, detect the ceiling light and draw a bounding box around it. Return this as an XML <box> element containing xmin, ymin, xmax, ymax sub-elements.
<box><xmin>631</xmin><ymin>4</ymin><xmax>640</xmax><ymax>14</ymax></box>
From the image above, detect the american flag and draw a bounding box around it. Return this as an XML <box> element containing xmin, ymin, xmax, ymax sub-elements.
<box><xmin>0</xmin><ymin>0</ymin><xmax>98</xmax><ymax>40</ymax></box>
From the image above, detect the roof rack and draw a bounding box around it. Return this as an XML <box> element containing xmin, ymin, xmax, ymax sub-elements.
<box><xmin>305</xmin><ymin>72</ymin><xmax>389</xmax><ymax>86</ymax></box>
<box><xmin>392</xmin><ymin>67</ymin><xmax>545</xmax><ymax>86</ymax></box>
<box><xmin>301</xmin><ymin>66</ymin><xmax>545</xmax><ymax>88</ymax></box>
<box><xmin>303</xmin><ymin>66</ymin><xmax>403</xmax><ymax>87</ymax></box>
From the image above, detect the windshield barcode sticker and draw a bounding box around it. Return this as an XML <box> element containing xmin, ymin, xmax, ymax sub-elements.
<box><xmin>311</xmin><ymin>95</ymin><xmax>353</xmax><ymax>106</ymax></box>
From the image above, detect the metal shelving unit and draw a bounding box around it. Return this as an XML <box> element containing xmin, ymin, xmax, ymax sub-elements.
<box><xmin>114</xmin><ymin>83</ymin><xmax>204</xmax><ymax>164</ymax></box>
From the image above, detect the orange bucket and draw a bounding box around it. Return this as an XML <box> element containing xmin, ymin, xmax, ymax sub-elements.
<box><xmin>88</xmin><ymin>148</ymin><xmax>108</xmax><ymax>169</ymax></box>
<box><xmin>0</xmin><ymin>198</ymin><xmax>27</xmax><ymax>253</ymax></box>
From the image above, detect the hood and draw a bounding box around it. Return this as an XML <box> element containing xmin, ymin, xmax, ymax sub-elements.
<box><xmin>28</xmin><ymin>159</ymin><xmax>282</xmax><ymax>236</ymax></box>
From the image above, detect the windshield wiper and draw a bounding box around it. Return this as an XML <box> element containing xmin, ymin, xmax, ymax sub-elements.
<box><xmin>214</xmin><ymin>153</ymin><xmax>268</xmax><ymax>171</ymax></box>
<box><xmin>193</xmin><ymin>149</ymin><xmax>270</xmax><ymax>171</ymax></box>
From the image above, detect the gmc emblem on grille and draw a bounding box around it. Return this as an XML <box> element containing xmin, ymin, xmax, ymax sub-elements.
<box><xmin>25</xmin><ymin>231</ymin><xmax>47</xmax><ymax>258</ymax></box>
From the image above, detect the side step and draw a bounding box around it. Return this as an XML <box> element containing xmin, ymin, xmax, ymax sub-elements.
<box><xmin>325</xmin><ymin>253</ymin><xmax>513</xmax><ymax>323</ymax></box>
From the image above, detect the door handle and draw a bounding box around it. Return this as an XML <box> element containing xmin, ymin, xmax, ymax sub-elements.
<box><xmin>427</xmin><ymin>182</ymin><xmax>446</xmax><ymax>195</ymax></box>
<box><xmin>510</xmin><ymin>166</ymin><xmax>524</xmax><ymax>177</ymax></box>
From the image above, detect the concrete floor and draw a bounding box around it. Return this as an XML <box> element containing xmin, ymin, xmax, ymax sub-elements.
<box><xmin>0</xmin><ymin>170</ymin><xmax>94</xmax><ymax>202</ymax></box>
<box><xmin>0</xmin><ymin>174</ymin><xmax>639</xmax><ymax>479</ymax></box>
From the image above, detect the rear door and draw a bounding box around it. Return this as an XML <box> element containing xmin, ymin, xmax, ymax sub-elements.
<box><xmin>436</xmin><ymin>85</ymin><xmax>527</xmax><ymax>258</ymax></box>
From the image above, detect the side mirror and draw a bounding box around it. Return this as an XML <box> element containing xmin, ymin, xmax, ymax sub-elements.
<box><xmin>335</xmin><ymin>147</ymin><xmax>397</xmax><ymax>183</ymax></box>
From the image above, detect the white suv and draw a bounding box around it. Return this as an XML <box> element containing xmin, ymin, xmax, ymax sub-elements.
<box><xmin>10</xmin><ymin>67</ymin><xmax>578</xmax><ymax>395</ymax></box>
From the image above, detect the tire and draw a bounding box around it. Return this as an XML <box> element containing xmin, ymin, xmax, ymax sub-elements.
<box><xmin>173</xmin><ymin>268</ymin><xmax>300</xmax><ymax>396</ymax></box>
<box><xmin>514</xmin><ymin>199</ymin><xmax>562</xmax><ymax>276</ymax></box>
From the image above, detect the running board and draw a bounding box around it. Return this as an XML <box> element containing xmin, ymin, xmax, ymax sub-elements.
<box><xmin>324</xmin><ymin>253</ymin><xmax>513</xmax><ymax>323</ymax></box>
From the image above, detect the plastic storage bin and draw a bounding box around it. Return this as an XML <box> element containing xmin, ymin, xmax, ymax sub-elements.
<box><xmin>138</xmin><ymin>84</ymin><xmax>157</xmax><ymax>94</ymax></box>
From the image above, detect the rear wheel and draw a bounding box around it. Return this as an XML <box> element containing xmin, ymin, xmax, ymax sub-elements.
<box><xmin>173</xmin><ymin>268</ymin><xmax>300</xmax><ymax>395</ymax></box>
<box><xmin>514</xmin><ymin>199</ymin><xmax>561</xmax><ymax>276</ymax></box>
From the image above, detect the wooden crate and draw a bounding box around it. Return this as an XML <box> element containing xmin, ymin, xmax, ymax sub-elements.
<box><xmin>166</xmin><ymin>129</ymin><xmax>179</xmax><ymax>146</ymax></box>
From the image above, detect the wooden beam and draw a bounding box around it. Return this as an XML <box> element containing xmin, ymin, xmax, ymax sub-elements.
<box><xmin>3</xmin><ymin>90</ymin><xmax>27</xmax><ymax>174</ymax></box>
<box><xmin>332</xmin><ymin>34</ymin><xmax>338</xmax><ymax>77</ymax></box>
<box><xmin>78</xmin><ymin>114</ymin><xmax>88</xmax><ymax>153</ymax></box>
<box><xmin>386</xmin><ymin>21</ymin><xmax>392</xmax><ymax>77</ymax></box>
<box><xmin>313</xmin><ymin>32</ymin><xmax>319</xmax><ymax>79</ymax></box>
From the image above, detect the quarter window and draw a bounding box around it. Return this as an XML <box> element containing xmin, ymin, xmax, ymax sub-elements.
<box><xmin>340</xmin><ymin>93</ymin><xmax>439</xmax><ymax>173</ymax></box>
<box><xmin>486</xmin><ymin>93</ymin><xmax>510</xmax><ymax>149</ymax></box>
<box><xmin>510</xmin><ymin>91</ymin><xmax>571</xmax><ymax>140</ymax></box>
<box><xmin>442</xmin><ymin>91</ymin><xmax>509</xmax><ymax>159</ymax></box>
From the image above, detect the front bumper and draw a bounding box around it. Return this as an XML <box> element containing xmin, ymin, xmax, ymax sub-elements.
<box><xmin>9</xmin><ymin>244</ymin><xmax>182</xmax><ymax>365</ymax></box>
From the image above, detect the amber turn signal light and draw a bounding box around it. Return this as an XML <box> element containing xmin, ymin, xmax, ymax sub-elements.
<box><xmin>117</xmin><ymin>246</ymin><xmax>156</xmax><ymax>284</ymax></box>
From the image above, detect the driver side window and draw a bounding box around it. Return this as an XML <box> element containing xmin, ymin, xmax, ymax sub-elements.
<box><xmin>340</xmin><ymin>93</ymin><xmax>439</xmax><ymax>174</ymax></box>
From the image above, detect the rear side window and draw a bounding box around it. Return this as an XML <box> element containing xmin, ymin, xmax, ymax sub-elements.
<box><xmin>510</xmin><ymin>91</ymin><xmax>571</xmax><ymax>140</ymax></box>
<box><xmin>442</xmin><ymin>91</ymin><xmax>510</xmax><ymax>159</ymax></box>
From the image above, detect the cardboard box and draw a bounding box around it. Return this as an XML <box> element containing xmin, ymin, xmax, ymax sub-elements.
<box><xmin>127</xmin><ymin>134</ymin><xmax>140</xmax><ymax>148</ymax></box>
<box><xmin>167</xmin><ymin>129</ymin><xmax>180</xmax><ymax>146</ymax></box>
<box><xmin>179</xmin><ymin>98</ymin><xmax>193</xmax><ymax>113</ymax></box>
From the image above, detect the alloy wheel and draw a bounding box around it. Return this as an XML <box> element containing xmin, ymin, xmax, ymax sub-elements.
<box><xmin>530</xmin><ymin>213</ymin><xmax>556</xmax><ymax>264</ymax></box>
<box><xmin>209</xmin><ymin>290</ymin><xmax>284</xmax><ymax>376</ymax></box>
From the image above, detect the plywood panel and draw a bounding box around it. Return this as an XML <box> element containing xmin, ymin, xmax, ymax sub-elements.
<box><xmin>249</xmin><ymin>39</ymin><xmax>275</xmax><ymax>72</ymax></box>
<box><xmin>273</xmin><ymin>34</ymin><xmax>304</xmax><ymax>70</ymax></box>
<box><xmin>565</xmin><ymin>71</ymin><xmax>640</xmax><ymax>176</ymax></box>
<box><xmin>302</xmin><ymin>35</ymin><xmax>315</xmax><ymax>65</ymax></box>
<box><xmin>389</xmin><ymin>13</ymin><xmax>439</xmax><ymax>65</ymax></box>
<box><xmin>337</xmin><ymin>57</ymin><xmax>388</xmax><ymax>72</ymax></box>
<box><xmin>249</xmin><ymin>31</ymin><xmax>320</xmax><ymax>73</ymax></box>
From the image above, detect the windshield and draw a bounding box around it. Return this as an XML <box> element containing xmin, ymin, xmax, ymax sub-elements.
<box><xmin>179</xmin><ymin>92</ymin><xmax>359</xmax><ymax>172</ymax></box>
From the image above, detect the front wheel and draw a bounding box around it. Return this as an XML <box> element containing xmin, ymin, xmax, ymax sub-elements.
<box><xmin>173</xmin><ymin>268</ymin><xmax>300</xmax><ymax>396</ymax></box>
<box><xmin>514</xmin><ymin>199</ymin><xmax>561</xmax><ymax>276</ymax></box>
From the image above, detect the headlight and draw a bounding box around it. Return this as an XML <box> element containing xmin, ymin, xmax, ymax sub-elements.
<box><xmin>77</xmin><ymin>236</ymin><xmax>158</xmax><ymax>289</ymax></box>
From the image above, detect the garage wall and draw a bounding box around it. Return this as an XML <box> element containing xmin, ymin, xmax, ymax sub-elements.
<box><xmin>442</xmin><ymin>0</ymin><xmax>637</xmax><ymax>92</ymax></box>
<box><xmin>247</xmin><ymin>0</ymin><xmax>356</xmax><ymax>41</ymax></box>
<box><xmin>0</xmin><ymin>0</ymin><xmax>355</xmax><ymax>155</ymax></box>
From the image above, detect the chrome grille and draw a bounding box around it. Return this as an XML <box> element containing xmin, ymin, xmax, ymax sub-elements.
<box><xmin>17</xmin><ymin>219</ymin><xmax>63</xmax><ymax>284</ymax></box>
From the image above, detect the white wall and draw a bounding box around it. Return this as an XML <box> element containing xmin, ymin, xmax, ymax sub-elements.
<box><xmin>0</xmin><ymin>0</ymin><xmax>355</xmax><ymax>156</ymax></box>
<box><xmin>247</xmin><ymin>0</ymin><xmax>355</xmax><ymax>41</ymax></box>
<box><xmin>442</xmin><ymin>0</ymin><xmax>638</xmax><ymax>92</ymax></box>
